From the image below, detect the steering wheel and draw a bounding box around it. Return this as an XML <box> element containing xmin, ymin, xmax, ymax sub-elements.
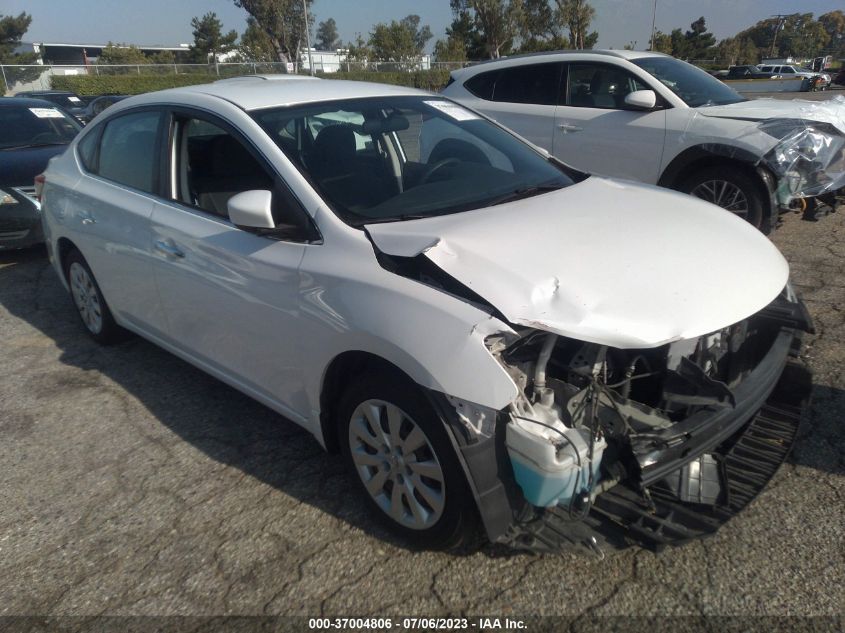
<box><xmin>420</xmin><ymin>158</ymin><xmax>461</xmax><ymax>185</ymax></box>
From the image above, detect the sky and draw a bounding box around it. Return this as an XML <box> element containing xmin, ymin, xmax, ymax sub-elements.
<box><xmin>3</xmin><ymin>0</ymin><xmax>843</xmax><ymax>53</ymax></box>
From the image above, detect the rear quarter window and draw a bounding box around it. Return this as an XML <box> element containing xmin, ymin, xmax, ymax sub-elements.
<box><xmin>77</xmin><ymin>128</ymin><xmax>100</xmax><ymax>172</ymax></box>
<box><xmin>464</xmin><ymin>70</ymin><xmax>498</xmax><ymax>101</ymax></box>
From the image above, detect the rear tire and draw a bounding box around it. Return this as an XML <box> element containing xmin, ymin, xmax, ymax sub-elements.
<box><xmin>681</xmin><ymin>166</ymin><xmax>768</xmax><ymax>233</ymax></box>
<box><xmin>337</xmin><ymin>370</ymin><xmax>479</xmax><ymax>550</ymax></box>
<box><xmin>64</xmin><ymin>249</ymin><xmax>127</xmax><ymax>345</ymax></box>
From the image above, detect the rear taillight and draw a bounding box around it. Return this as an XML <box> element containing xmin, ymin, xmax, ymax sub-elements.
<box><xmin>34</xmin><ymin>174</ymin><xmax>46</xmax><ymax>201</ymax></box>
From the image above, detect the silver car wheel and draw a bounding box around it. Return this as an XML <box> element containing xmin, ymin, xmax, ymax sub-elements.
<box><xmin>69</xmin><ymin>262</ymin><xmax>103</xmax><ymax>334</ymax></box>
<box><xmin>348</xmin><ymin>399</ymin><xmax>445</xmax><ymax>530</ymax></box>
<box><xmin>690</xmin><ymin>180</ymin><xmax>749</xmax><ymax>217</ymax></box>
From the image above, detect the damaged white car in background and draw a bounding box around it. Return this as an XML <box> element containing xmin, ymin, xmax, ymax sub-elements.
<box><xmin>40</xmin><ymin>79</ymin><xmax>813</xmax><ymax>552</ymax></box>
<box><xmin>443</xmin><ymin>50</ymin><xmax>845</xmax><ymax>233</ymax></box>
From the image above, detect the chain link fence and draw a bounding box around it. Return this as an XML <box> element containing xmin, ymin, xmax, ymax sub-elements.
<box><xmin>1</xmin><ymin>59</ymin><xmax>473</xmax><ymax>95</ymax></box>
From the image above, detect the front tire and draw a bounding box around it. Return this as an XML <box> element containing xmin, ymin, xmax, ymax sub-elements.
<box><xmin>64</xmin><ymin>249</ymin><xmax>127</xmax><ymax>344</ymax></box>
<box><xmin>337</xmin><ymin>371</ymin><xmax>478</xmax><ymax>550</ymax></box>
<box><xmin>681</xmin><ymin>166</ymin><xmax>768</xmax><ymax>232</ymax></box>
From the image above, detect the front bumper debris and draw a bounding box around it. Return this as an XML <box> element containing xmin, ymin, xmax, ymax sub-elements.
<box><xmin>501</xmin><ymin>344</ymin><xmax>812</xmax><ymax>553</ymax></box>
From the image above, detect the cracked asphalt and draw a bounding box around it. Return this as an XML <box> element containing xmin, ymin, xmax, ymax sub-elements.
<box><xmin>0</xmin><ymin>208</ymin><xmax>843</xmax><ymax>619</ymax></box>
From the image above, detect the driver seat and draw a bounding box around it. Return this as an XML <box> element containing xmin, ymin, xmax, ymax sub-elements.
<box><xmin>310</xmin><ymin>124</ymin><xmax>389</xmax><ymax>210</ymax></box>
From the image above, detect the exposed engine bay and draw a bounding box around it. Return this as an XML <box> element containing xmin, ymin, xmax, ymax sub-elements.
<box><xmin>479</xmin><ymin>291</ymin><xmax>814</xmax><ymax>551</ymax></box>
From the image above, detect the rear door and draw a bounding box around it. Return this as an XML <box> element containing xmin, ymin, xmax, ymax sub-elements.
<box><xmin>553</xmin><ymin>61</ymin><xmax>667</xmax><ymax>183</ymax></box>
<box><xmin>64</xmin><ymin>108</ymin><xmax>169</xmax><ymax>335</ymax></box>
<box><xmin>148</xmin><ymin>109</ymin><xmax>316</xmax><ymax>419</ymax></box>
<box><xmin>464</xmin><ymin>62</ymin><xmax>563</xmax><ymax>151</ymax></box>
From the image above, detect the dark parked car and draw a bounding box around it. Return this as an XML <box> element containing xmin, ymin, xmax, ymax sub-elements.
<box><xmin>834</xmin><ymin>69</ymin><xmax>845</xmax><ymax>86</ymax></box>
<box><xmin>14</xmin><ymin>90</ymin><xmax>88</xmax><ymax>122</ymax></box>
<box><xmin>79</xmin><ymin>94</ymin><xmax>129</xmax><ymax>124</ymax></box>
<box><xmin>725</xmin><ymin>65</ymin><xmax>773</xmax><ymax>80</ymax></box>
<box><xmin>0</xmin><ymin>98</ymin><xmax>81</xmax><ymax>250</ymax></box>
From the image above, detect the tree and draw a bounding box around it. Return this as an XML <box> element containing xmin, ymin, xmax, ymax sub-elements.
<box><xmin>234</xmin><ymin>0</ymin><xmax>314</xmax><ymax>69</ymax></box>
<box><xmin>190</xmin><ymin>12</ymin><xmax>238</xmax><ymax>63</ymax></box>
<box><xmin>452</xmin><ymin>0</ymin><xmax>524</xmax><ymax>59</ymax></box>
<box><xmin>649</xmin><ymin>30</ymin><xmax>672</xmax><ymax>54</ymax></box>
<box><xmin>0</xmin><ymin>12</ymin><xmax>40</xmax><ymax>93</ymax></box>
<box><xmin>818</xmin><ymin>11</ymin><xmax>845</xmax><ymax>54</ymax></box>
<box><xmin>345</xmin><ymin>33</ymin><xmax>372</xmax><ymax>68</ymax></box>
<box><xmin>148</xmin><ymin>50</ymin><xmax>176</xmax><ymax>64</ymax></box>
<box><xmin>433</xmin><ymin>37</ymin><xmax>467</xmax><ymax>62</ymax></box>
<box><xmin>368</xmin><ymin>15</ymin><xmax>432</xmax><ymax>66</ymax></box>
<box><xmin>316</xmin><ymin>17</ymin><xmax>340</xmax><ymax>51</ymax></box>
<box><xmin>0</xmin><ymin>11</ymin><xmax>30</xmax><ymax>58</ymax></box>
<box><xmin>556</xmin><ymin>0</ymin><xmax>597</xmax><ymax>50</ymax></box>
<box><xmin>240</xmin><ymin>17</ymin><xmax>275</xmax><ymax>61</ymax></box>
<box><xmin>519</xmin><ymin>0</ymin><xmax>567</xmax><ymax>52</ymax></box>
<box><xmin>97</xmin><ymin>42</ymin><xmax>149</xmax><ymax>65</ymax></box>
<box><xmin>717</xmin><ymin>36</ymin><xmax>758</xmax><ymax>66</ymax></box>
<box><xmin>436</xmin><ymin>6</ymin><xmax>486</xmax><ymax>61</ymax></box>
<box><xmin>684</xmin><ymin>16</ymin><xmax>716</xmax><ymax>59</ymax></box>
<box><xmin>737</xmin><ymin>13</ymin><xmax>829</xmax><ymax>60</ymax></box>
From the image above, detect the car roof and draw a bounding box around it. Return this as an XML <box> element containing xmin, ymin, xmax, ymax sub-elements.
<box><xmin>0</xmin><ymin>96</ymin><xmax>71</xmax><ymax>108</ymax></box>
<box><xmin>15</xmin><ymin>90</ymin><xmax>77</xmax><ymax>96</ymax></box>
<box><xmin>125</xmin><ymin>76</ymin><xmax>430</xmax><ymax>111</ymax></box>
<box><xmin>451</xmin><ymin>49</ymin><xmax>668</xmax><ymax>76</ymax></box>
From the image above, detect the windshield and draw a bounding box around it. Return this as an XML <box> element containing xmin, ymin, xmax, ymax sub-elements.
<box><xmin>632</xmin><ymin>57</ymin><xmax>746</xmax><ymax>107</ymax></box>
<box><xmin>0</xmin><ymin>105</ymin><xmax>81</xmax><ymax>150</ymax></box>
<box><xmin>252</xmin><ymin>96</ymin><xmax>578</xmax><ymax>226</ymax></box>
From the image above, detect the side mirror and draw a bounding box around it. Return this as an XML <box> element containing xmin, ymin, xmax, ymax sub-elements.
<box><xmin>227</xmin><ymin>190</ymin><xmax>275</xmax><ymax>229</ymax></box>
<box><xmin>624</xmin><ymin>89</ymin><xmax>657</xmax><ymax>111</ymax></box>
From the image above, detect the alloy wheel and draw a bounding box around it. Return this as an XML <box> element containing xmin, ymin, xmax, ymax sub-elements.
<box><xmin>69</xmin><ymin>262</ymin><xmax>103</xmax><ymax>334</ymax></box>
<box><xmin>348</xmin><ymin>399</ymin><xmax>446</xmax><ymax>530</ymax></box>
<box><xmin>690</xmin><ymin>179</ymin><xmax>749</xmax><ymax>217</ymax></box>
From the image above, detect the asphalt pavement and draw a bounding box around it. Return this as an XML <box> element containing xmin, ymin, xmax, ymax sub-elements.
<box><xmin>0</xmin><ymin>208</ymin><xmax>843</xmax><ymax>619</ymax></box>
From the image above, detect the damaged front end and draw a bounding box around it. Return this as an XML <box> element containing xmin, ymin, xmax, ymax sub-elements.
<box><xmin>759</xmin><ymin>117</ymin><xmax>845</xmax><ymax>206</ymax></box>
<box><xmin>447</xmin><ymin>289</ymin><xmax>813</xmax><ymax>554</ymax></box>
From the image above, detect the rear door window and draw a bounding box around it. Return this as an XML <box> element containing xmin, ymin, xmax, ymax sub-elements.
<box><xmin>96</xmin><ymin>110</ymin><xmax>163</xmax><ymax>194</ymax></box>
<box><xmin>492</xmin><ymin>63</ymin><xmax>562</xmax><ymax>105</ymax></box>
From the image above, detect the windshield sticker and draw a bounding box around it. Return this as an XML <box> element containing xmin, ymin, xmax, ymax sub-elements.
<box><xmin>424</xmin><ymin>100</ymin><xmax>480</xmax><ymax>122</ymax></box>
<box><xmin>29</xmin><ymin>108</ymin><xmax>65</xmax><ymax>119</ymax></box>
<box><xmin>68</xmin><ymin>96</ymin><xmax>82</xmax><ymax>103</ymax></box>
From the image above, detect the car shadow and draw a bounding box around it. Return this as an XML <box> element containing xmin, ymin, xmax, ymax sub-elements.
<box><xmin>0</xmin><ymin>248</ymin><xmax>841</xmax><ymax>556</ymax></box>
<box><xmin>0</xmin><ymin>246</ymin><xmax>420</xmax><ymax>552</ymax></box>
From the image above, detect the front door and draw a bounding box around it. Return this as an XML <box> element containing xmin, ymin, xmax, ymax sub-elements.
<box><xmin>553</xmin><ymin>62</ymin><xmax>667</xmax><ymax>184</ymax></box>
<box><xmin>149</xmin><ymin>112</ymin><xmax>313</xmax><ymax>420</ymax></box>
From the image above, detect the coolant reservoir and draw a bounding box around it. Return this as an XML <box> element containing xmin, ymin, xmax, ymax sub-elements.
<box><xmin>506</xmin><ymin>419</ymin><xmax>605</xmax><ymax>508</ymax></box>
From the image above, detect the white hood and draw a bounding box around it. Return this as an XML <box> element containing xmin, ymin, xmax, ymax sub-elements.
<box><xmin>698</xmin><ymin>96</ymin><xmax>845</xmax><ymax>133</ymax></box>
<box><xmin>366</xmin><ymin>177</ymin><xmax>789</xmax><ymax>349</ymax></box>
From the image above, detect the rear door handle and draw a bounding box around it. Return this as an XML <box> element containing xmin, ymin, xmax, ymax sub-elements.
<box><xmin>154</xmin><ymin>240</ymin><xmax>185</xmax><ymax>259</ymax></box>
<box><xmin>79</xmin><ymin>212</ymin><xmax>96</xmax><ymax>225</ymax></box>
<box><xmin>557</xmin><ymin>123</ymin><xmax>583</xmax><ymax>133</ymax></box>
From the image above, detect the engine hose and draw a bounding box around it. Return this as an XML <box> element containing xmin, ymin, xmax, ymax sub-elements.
<box><xmin>533</xmin><ymin>333</ymin><xmax>557</xmax><ymax>398</ymax></box>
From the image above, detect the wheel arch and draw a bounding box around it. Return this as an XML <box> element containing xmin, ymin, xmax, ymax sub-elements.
<box><xmin>658</xmin><ymin>144</ymin><xmax>762</xmax><ymax>189</ymax></box>
<box><xmin>658</xmin><ymin>144</ymin><xmax>776</xmax><ymax>229</ymax></box>
<box><xmin>56</xmin><ymin>236</ymin><xmax>80</xmax><ymax>281</ymax></box>
<box><xmin>319</xmin><ymin>350</ymin><xmax>427</xmax><ymax>454</ymax></box>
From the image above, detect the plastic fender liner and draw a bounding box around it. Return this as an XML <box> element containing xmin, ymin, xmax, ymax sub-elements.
<box><xmin>424</xmin><ymin>391</ymin><xmax>521</xmax><ymax>543</ymax></box>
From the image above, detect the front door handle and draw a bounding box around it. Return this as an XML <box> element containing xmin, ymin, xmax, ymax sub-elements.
<box><xmin>154</xmin><ymin>240</ymin><xmax>185</xmax><ymax>259</ymax></box>
<box><xmin>79</xmin><ymin>212</ymin><xmax>96</xmax><ymax>225</ymax></box>
<box><xmin>557</xmin><ymin>123</ymin><xmax>583</xmax><ymax>133</ymax></box>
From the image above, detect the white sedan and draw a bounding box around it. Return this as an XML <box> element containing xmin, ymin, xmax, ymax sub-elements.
<box><xmin>40</xmin><ymin>77</ymin><xmax>812</xmax><ymax>552</ymax></box>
